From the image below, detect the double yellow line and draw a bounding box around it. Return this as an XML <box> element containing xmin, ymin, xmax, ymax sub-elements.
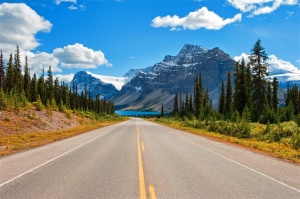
<box><xmin>136</xmin><ymin>125</ymin><xmax>156</xmax><ymax>199</ymax></box>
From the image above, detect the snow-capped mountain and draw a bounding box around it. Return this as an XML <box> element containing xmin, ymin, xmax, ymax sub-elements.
<box><xmin>114</xmin><ymin>44</ymin><xmax>236</xmax><ymax>111</ymax></box>
<box><xmin>69</xmin><ymin>71</ymin><xmax>119</xmax><ymax>99</ymax></box>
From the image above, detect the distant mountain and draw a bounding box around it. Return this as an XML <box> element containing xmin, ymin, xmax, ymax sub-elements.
<box><xmin>69</xmin><ymin>71</ymin><xmax>119</xmax><ymax>100</ymax></box>
<box><xmin>113</xmin><ymin>44</ymin><xmax>236</xmax><ymax>111</ymax></box>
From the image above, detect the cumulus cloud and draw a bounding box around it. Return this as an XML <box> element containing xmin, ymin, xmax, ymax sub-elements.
<box><xmin>53</xmin><ymin>74</ymin><xmax>74</xmax><ymax>83</ymax></box>
<box><xmin>234</xmin><ymin>53</ymin><xmax>300</xmax><ymax>74</ymax></box>
<box><xmin>151</xmin><ymin>7</ymin><xmax>242</xmax><ymax>30</ymax></box>
<box><xmin>227</xmin><ymin>0</ymin><xmax>298</xmax><ymax>16</ymax></box>
<box><xmin>68</xmin><ymin>5</ymin><xmax>78</xmax><ymax>10</ymax></box>
<box><xmin>268</xmin><ymin>54</ymin><xmax>300</xmax><ymax>73</ymax></box>
<box><xmin>22</xmin><ymin>51</ymin><xmax>61</xmax><ymax>75</ymax></box>
<box><xmin>0</xmin><ymin>3</ymin><xmax>52</xmax><ymax>53</ymax></box>
<box><xmin>53</xmin><ymin>43</ymin><xmax>111</xmax><ymax>69</ymax></box>
<box><xmin>55</xmin><ymin>0</ymin><xmax>76</xmax><ymax>5</ymax></box>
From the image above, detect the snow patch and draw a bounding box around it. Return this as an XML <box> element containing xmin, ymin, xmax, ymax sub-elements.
<box><xmin>86</xmin><ymin>71</ymin><xmax>128</xmax><ymax>90</ymax></box>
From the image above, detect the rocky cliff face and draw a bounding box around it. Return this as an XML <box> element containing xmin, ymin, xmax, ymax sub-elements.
<box><xmin>114</xmin><ymin>44</ymin><xmax>236</xmax><ymax>111</ymax></box>
<box><xmin>70</xmin><ymin>71</ymin><xmax>119</xmax><ymax>100</ymax></box>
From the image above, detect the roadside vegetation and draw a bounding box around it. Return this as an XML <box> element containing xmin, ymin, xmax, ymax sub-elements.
<box><xmin>0</xmin><ymin>46</ymin><xmax>125</xmax><ymax>156</ymax></box>
<box><xmin>156</xmin><ymin>39</ymin><xmax>300</xmax><ymax>164</ymax></box>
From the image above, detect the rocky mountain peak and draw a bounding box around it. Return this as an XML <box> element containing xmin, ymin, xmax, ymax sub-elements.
<box><xmin>177</xmin><ymin>44</ymin><xmax>207</xmax><ymax>57</ymax></box>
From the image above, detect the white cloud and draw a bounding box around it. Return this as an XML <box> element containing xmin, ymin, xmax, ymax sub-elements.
<box><xmin>268</xmin><ymin>54</ymin><xmax>300</xmax><ymax>73</ymax></box>
<box><xmin>55</xmin><ymin>0</ymin><xmax>76</xmax><ymax>5</ymax></box>
<box><xmin>23</xmin><ymin>51</ymin><xmax>61</xmax><ymax>75</ymax></box>
<box><xmin>151</xmin><ymin>7</ymin><xmax>242</xmax><ymax>30</ymax></box>
<box><xmin>53</xmin><ymin>74</ymin><xmax>74</xmax><ymax>83</ymax></box>
<box><xmin>227</xmin><ymin>0</ymin><xmax>298</xmax><ymax>16</ymax></box>
<box><xmin>0</xmin><ymin>3</ymin><xmax>52</xmax><ymax>53</ymax></box>
<box><xmin>296</xmin><ymin>60</ymin><xmax>300</xmax><ymax>65</ymax></box>
<box><xmin>233</xmin><ymin>53</ymin><xmax>250</xmax><ymax>63</ymax></box>
<box><xmin>68</xmin><ymin>5</ymin><xmax>78</xmax><ymax>10</ymax></box>
<box><xmin>234</xmin><ymin>53</ymin><xmax>300</xmax><ymax>74</ymax></box>
<box><xmin>53</xmin><ymin>43</ymin><xmax>112</xmax><ymax>69</ymax></box>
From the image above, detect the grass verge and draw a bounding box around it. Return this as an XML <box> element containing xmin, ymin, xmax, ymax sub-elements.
<box><xmin>0</xmin><ymin>116</ymin><xmax>127</xmax><ymax>156</ymax></box>
<box><xmin>150</xmin><ymin>118</ymin><xmax>300</xmax><ymax>165</ymax></box>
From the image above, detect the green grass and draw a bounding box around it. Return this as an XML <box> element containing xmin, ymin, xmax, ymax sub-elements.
<box><xmin>151</xmin><ymin>117</ymin><xmax>300</xmax><ymax>164</ymax></box>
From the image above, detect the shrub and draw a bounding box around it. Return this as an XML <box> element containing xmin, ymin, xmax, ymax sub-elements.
<box><xmin>291</xmin><ymin>131</ymin><xmax>300</xmax><ymax>149</ymax></box>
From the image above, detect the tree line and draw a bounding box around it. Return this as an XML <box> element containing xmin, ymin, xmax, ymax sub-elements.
<box><xmin>171</xmin><ymin>39</ymin><xmax>299</xmax><ymax>124</ymax></box>
<box><xmin>0</xmin><ymin>46</ymin><xmax>114</xmax><ymax>114</ymax></box>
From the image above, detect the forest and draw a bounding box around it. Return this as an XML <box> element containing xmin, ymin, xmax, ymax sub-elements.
<box><xmin>165</xmin><ymin>39</ymin><xmax>300</xmax><ymax>155</ymax></box>
<box><xmin>0</xmin><ymin>46</ymin><xmax>115</xmax><ymax>115</ymax></box>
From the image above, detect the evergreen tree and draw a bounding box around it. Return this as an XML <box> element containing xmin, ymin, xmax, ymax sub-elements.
<box><xmin>13</xmin><ymin>45</ymin><xmax>23</xmax><ymax>93</ymax></box>
<box><xmin>173</xmin><ymin>93</ymin><xmax>179</xmax><ymax>116</ymax></box>
<box><xmin>218</xmin><ymin>81</ymin><xmax>225</xmax><ymax>114</ymax></box>
<box><xmin>161</xmin><ymin>103</ymin><xmax>164</xmax><ymax>117</ymax></box>
<box><xmin>37</xmin><ymin>70</ymin><xmax>46</xmax><ymax>104</ymax></box>
<box><xmin>0</xmin><ymin>50</ymin><xmax>4</xmax><ymax>89</ymax></box>
<box><xmin>250</xmin><ymin>39</ymin><xmax>269</xmax><ymax>120</ymax></box>
<box><xmin>46</xmin><ymin>66</ymin><xmax>54</xmax><ymax>101</ymax></box>
<box><xmin>194</xmin><ymin>75</ymin><xmax>203</xmax><ymax>118</ymax></box>
<box><xmin>233</xmin><ymin>59</ymin><xmax>248</xmax><ymax>115</ymax></box>
<box><xmin>272</xmin><ymin>77</ymin><xmax>279</xmax><ymax>112</ymax></box>
<box><xmin>267</xmin><ymin>81</ymin><xmax>272</xmax><ymax>109</ymax></box>
<box><xmin>189</xmin><ymin>94</ymin><xmax>193</xmax><ymax>115</ymax></box>
<box><xmin>5</xmin><ymin>54</ymin><xmax>14</xmax><ymax>92</ymax></box>
<box><xmin>30</xmin><ymin>73</ymin><xmax>37</xmax><ymax>102</ymax></box>
<box><xmin>23</xmin><ymin>56</ymin><xmax>31</xmax><ymax>100</ymax></box>
<box><xmin>225</xmin><ymin>70</ymin><xmax>232</xmax><ymax>116</ymax></box>
<box><xmin>185</xmin><ymin>93</ymin><xmax>189</xmax><ymax>116</ymax></box>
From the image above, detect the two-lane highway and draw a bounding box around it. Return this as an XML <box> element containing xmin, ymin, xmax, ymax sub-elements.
<box><xmin>1</xmin><ymin>118</ymin><xmax>300</xmax><ymax>198</ymax></box>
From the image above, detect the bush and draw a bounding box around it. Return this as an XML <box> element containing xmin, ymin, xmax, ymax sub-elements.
<box><xmin>291</xmin><ymin>131</ymin><xmax>300</xmax><ymax>149</ymax></box>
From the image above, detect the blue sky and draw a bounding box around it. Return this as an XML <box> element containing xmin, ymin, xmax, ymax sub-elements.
<box><xmin>0</xmin><ymin>0</ymin><xmax>299</xmax><ymax>82</ymax></box>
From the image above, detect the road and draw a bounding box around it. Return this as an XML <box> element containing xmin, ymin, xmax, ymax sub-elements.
<box><xmin>0</xmin><ymin>118</ymin><xmax>300</xmax><ymax>199</ymax></box>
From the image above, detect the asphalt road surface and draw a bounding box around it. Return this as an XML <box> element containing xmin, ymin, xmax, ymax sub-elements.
<box><xmin>0</xmin><ymin>118</ymin><xmax>300</xmax><ymax>199</ymax></box>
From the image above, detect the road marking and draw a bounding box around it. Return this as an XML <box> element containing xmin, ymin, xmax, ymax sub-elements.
<box><xmin>0</xmin><ymin>130</ymin><xmax>111</xmax><ymax>188</ymax></box>
<box><xmin>149</xmin><ymin>185</ymin><xmax>157</xmax><ymax>199</ymax></box>
<box><xmin>141</xmin><ymin>141</ymin><xmax>145</xmax><ymax>152</ymax></box>
<box><xmin>177</xmin><ymin>136</ymin><xmax>300</xmax><ymax>193</ymax></box>
<box><xmin>136</xmin><ymin>125</ymin><xmax>147</xmax><ymax>199</ymax></box>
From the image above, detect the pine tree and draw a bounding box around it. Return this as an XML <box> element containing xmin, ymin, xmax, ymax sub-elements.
<box><xmin>173</xmin><ymin>93</ymin><xmax>179</xmax><ymax>116</ymax></box>
<box><xmin>5</xmin><ymin>54</ymin><xmax>14</xmax><ymax>92</ymax></box>
<box><xmin>161</xmin><ymin>103</ymin><xmax>164</xmax><ymax>117</ymax></box>
<box><xmin>46</xmin><ymin>66</ymin><xmax>54</xmax><ymax>102</ymax></box>
<box><xmin>267</xmin><ymin>81</ymin><xmax>272</xmax><ymax>109</ymax></box>
<box><xmin>30</xmin><ymin>73</ymin><xmax>37</xmax><ymax>102</ymax></box>
<box><xmin>0</xmin><ymin>50</ymin><xmax>5</xmax><ymax>90</ymax></box>
<box><xmin>218</xmin><ymin>81</ymin><xmax>225</xmax><ymax>114</ymax></box>
<box><xmin>185</xmin><ymin>93</ymin><xmax>189</xmax><ymax>116</ymax></box>
<box><xmin>250</xmin><ymin>39</ymin><xmax>269</xmax><ymax>120</ymax></box>
<box><xmin>23</xmin><ymin>56</ymin><xmax>31</xmax><ymax>100</ymax></box>
<box><xmin>272</xmin><ymin>77</ymin><xmax>279</xmax><ymax>112</ymax></box>
<box><xmin>13</xmin><ymin>45</ymin><xmax>23</xmax><ymax>93</ymax></box>
<box><xmin>189</xmin><ymin>94</ymin><xmax>193</xmax><ymax>115</ymax></box>
<box><xmin>225</xmin><ymin>70</ymin><xmax>232</xmax><ymax>116</ymax></box>
<box><xmin>37</xmin><ymin>70</ymin><xmax>46</xmax><ymax>105</ymax></box>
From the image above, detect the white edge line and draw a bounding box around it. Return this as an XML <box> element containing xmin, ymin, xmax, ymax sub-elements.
<box><xmin>153</xmin><ymin>124</ymin><xmax>300</xmax><ymax>194</ymax></box>
<box><xmin>0</xmin><ymin>131</ymin><xmax>110</xmax><ymax>188</ymax></box>
<box><xmin>178</xmin><ymin>136</ymin><xmax>300</xmax><ymax>193</ymax></box>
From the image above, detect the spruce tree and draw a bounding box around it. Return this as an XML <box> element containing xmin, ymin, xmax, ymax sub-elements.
<box><xmin>250</xmin><ymin>39</ymin><xmax>269</xmax><ymax>120</ymax></box>
<box><xmin>13</xmin><ymin>45</ymin><xmax>23</xmax><ymax>93</ymax></box>
<box><xmin>267</xmin><ymin>81</ymin><xmax>272</xmax><ymax>109</ymax></box>
<box><xmin>173</xmin><ymin>93</ymin><xmax>179</xmax><ymax>116</ymax></box>
<box><xmin>23</xmin><ymin>56</ymin><xmax>31</xmax><ymax>100</ymax></box>
<box><xmin>37</xmin><ymin>70</ymin><xmax>46</xmax><ymax>104</ymax></box>
<box><xmin>0</xmin><ymin>50</ymin><xmax>4</xmax><ymax>90</ymax></box>
<box><xmin>5</xmin><ymin>54</ymin><xmax>14</xmax><ymax>92</ymax></box>
<box><xmin>225</xmin><ymin>70</ymin><xmax>232</xmax><ymax>116</ymax></box>
<box><xmin>272</xmin><ymin>77</ymin><xmax>279</xmax><ymax>112</ymax></box>
<box><xmin>46</xmin><ymin>66</ymin><xmax>54</xmax><ymax>101</ymax></box>
<box><xmin>30</xmin><ymin>73</ymin><xmax>37</xmax><ymax>102</ymax></box>
<box><xmin>161</xmin><ymin>103</ymin><xmax>164</xmax><ymax>117</ymax></box>
<box><xmin>218</xmin><ymin>81</ymin><xmax>225</xmax><ymax>114</ymax></box>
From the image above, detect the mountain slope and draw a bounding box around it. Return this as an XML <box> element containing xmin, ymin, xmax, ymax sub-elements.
<box><xmin>70</xmin><ymin>71</ymin><xmax>119</xmax><ymax>99</ymax></box>
<box><xmin>114</xmin><ymin>44</ymin><xmax>236</xmax><ymax>111</ymax></box>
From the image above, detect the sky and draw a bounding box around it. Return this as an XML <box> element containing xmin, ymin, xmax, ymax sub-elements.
<box><xmin>0</xmin><ymin>0</ymin><xmax>299</xmax><ymax>83</ymax></box>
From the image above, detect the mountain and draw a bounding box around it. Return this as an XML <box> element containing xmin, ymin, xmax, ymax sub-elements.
<box><xmin>113</xmin><ymin>44</ymin><xmax>236</xmax><ymax>111</ymax></box>
<box><xmin>70</xmin><ymin>71</ymin><xmax>119</xmax><ymax>99</ymax></box>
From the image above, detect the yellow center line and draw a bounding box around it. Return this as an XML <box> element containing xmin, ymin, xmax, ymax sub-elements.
<box><xmin>141</xmin><ymin>141</ymin><xmax>145</xmax><ymax>152</ymax></box>
<box><xmin>149</xmin><ymin>185</ymin><xmax>157</xmax><ymax>199</ymax></box>
<box><xmin>136</xmin><ymin>125</ymin><xmax>147</xmax><ymax>199</ymax></box>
